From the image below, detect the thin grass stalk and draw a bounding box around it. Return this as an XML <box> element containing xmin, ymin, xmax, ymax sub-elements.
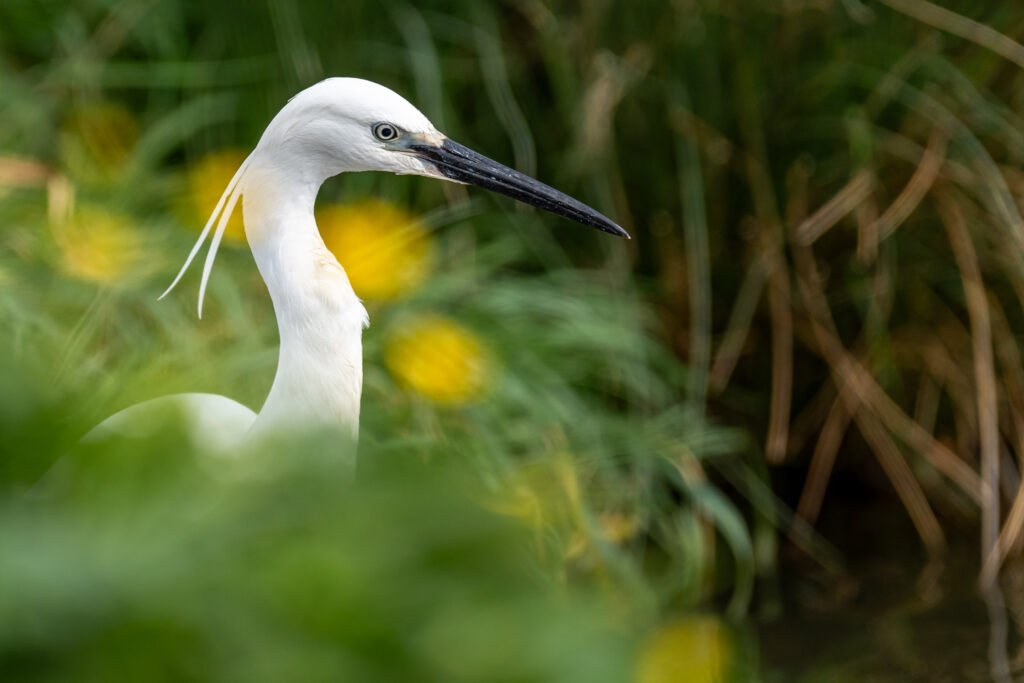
<box><xmin>673</xmin><ymin>90</ymin><xmax>711</xmax><ymax>421</ymax></box>
<box><xmin>854</xmin><ymin>408</ymin><xmax>946</xmax><ymax>555</ymax></box>
<box><xmin>937</xmin><ymin>192</ymin><xmax>1000</xmax><ymax>578</ymax></box>
<box><xmin>796</xmin><ymin>397</ymin><xmax>853</xmax><ymax>525</ymax></box>
<box><xmin>671</xmin><ymin>110</ymin><xmax>764</xmax><ymax>396</ymax></box>
<box><xmin>787</xmin><ymin>380</ymin><xmax>839</xmax><ymax>460</ymax></box>
<box><xmin>987</xmin><ymin>475</ymin><xmax>1024</xmax><ymax>585</ymax></box>
<box><xmin>709</xmin><ymin>255</ymin><xmax>767</xmax><ymax>394</ymax></box>
<box><xmin>729</xmin><ymin>38</ymin><xmax>793</xmax><ymax>465</ymax></box>
<box><xmin>885</xmin><ymin>77</ymin><xmax>1024</xmax><ymax>255</ymax></box>
<box><xmin>913</xmin><ymin>376</ymin><xmax>941</xmax><ymax>438</ymax></box>
<box><xmin>877</xmin><ymin>0</ymin><xmax>1024</xmax><ymax>71</ymax></box>
<box><xmin>855</xmin><ymin>193</ymin><xmax>880</xmax><ymax>264</ymax></box>
<box><xmin>794</xmin><ymin>169</ymin><xmax>876</xmax><ymax>245</ymax></box>
<box><xmin>891</xmin><ymin>334</ymin><xmax>973</xmax><ymax>407</ymax></box>
<box><xmin>990</xmin><ymin>300</ymin><xmax>1024</xmax><ymax>422</ymax></box>
<box><xmin>876</xmin><ymin>128</ymin><xmax>975</xmax><ymax>189</ymax></box>
<box><xmin>877</xmin><ymin>128</ymin><xmax>948</xmax><ymax>240</ymax></box>
<box><xmin>764</xmin><ymin>234</ymin><xmax>794</xmax><ymax>465</ymax></box>
<box><xmin>393</xmin><ymin>5</ymin><xmax>448</xmax><ymax>129</ymax></box>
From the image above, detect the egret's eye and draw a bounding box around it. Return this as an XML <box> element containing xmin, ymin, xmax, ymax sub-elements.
<box><xmin>372</xmin><ymin>123</ymin><xmax>399</xmax><ymax>142</ymax></box>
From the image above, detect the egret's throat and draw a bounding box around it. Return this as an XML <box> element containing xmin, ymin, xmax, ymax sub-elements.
<box><xmin>242</xmin><ymin>156</ymin><xmax>368</xmax><ymax>438</ymax></box>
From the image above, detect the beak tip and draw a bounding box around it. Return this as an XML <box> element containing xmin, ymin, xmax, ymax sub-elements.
<box><xmin>608</xmin><ymin>223</ymin><xmax>631</xmax><ymax>239</ymax></box>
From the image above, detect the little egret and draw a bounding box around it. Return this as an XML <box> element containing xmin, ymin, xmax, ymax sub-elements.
<box><xmin>89</xmin><ymin>77</ymin><xmax>628</xmax><ymax>447</ymax></box>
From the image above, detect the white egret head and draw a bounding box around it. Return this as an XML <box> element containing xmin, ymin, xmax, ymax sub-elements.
<box><xmin>256</xmin><ymin>78</ymin><xmax>445</xmax><ymax>180</ymax></box>
<box><xmin>163</xmin><ymin>77</ymin><xmax>628</xmax><ymax>316</ymax></box>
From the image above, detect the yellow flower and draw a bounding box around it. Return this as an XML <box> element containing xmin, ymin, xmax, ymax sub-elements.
<box><xmin>636</xmin><ymin>617</ymin><xmax>732</xmax><ymax>683</ymax></box>
<box><xmin>185</xmin><ymin>149</ymin><xmax>248</xmax><ymax>243</ymax></box>
<box><xmin>55</xmin><ymin>205</ymin><xmax>146</xmax><ymax>285</ymax></box>
<box><xmin>319</xmin><ymin>199</ymin><xmax>431</xmax><ymax>300</ymax></box>
<box><xmin>59</xmin><ymin>102</ymin><xmax>138</xmax><ymax>185</ymax></box>
<box><xmin>384</xmin><ymin>315</ymin><xmax>488</xmax><ymax>404</ymax></box>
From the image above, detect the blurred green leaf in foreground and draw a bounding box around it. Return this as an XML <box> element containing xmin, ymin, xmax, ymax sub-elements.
<box><xmin>0</xmin><ymin>387</ymin><xmax>632</xmax><ymax>682</ymax></box>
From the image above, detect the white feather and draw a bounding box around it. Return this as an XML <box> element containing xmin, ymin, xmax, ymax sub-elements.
<box><xmin>196</xmin><ymin>164</ymin><xmax>248</xmax><ymax>318</ymax></box>
<box><xmin>159</xmin><ymin>153</ymin><xmax>253</xmax><ymax>317</ymax></box>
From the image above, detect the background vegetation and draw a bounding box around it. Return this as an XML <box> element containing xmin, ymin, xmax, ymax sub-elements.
<box><xmin>2</xmin><ymin>1</ymin><xmax>1023</xmax><ymax>680</ymax></box>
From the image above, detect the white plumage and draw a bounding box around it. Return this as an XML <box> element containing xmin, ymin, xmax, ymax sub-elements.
<box><xmin>89</xmin><ymin>77</ymin><xmax>627</xmax><ymax>449</ymax></box>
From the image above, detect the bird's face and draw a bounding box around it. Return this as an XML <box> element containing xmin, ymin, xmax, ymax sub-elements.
<box><xmin>260</xmin><ymin>78</ymin><xmax>629</xmax><ymax>238</ymax></box>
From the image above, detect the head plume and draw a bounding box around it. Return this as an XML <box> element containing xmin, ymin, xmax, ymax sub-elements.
<box><xmin>159</xmin><ymin>152</ymin><xmax>252</xmax><ymax>318</ymax></box>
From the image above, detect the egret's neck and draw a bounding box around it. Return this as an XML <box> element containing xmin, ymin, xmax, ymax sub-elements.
<box><xmin>241</xmin><ymin>158</ymin><xmax>368</xmax><ymax>438</ymax></box>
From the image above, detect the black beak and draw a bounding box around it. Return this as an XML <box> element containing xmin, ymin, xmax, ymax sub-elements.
<box><xmin>409</xmin><ymin>138</ymin><xmax>630</xmax><ymax>239</ymax></box>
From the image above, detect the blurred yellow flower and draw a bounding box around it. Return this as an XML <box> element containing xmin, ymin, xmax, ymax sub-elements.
<box><xmin>384</xmin><ymin>315</ymin><xmax>488</xmax><ymax>404</ymax></box>
<box><xmin>636</xmin><ymin>617</ymin><xmax>732</xmax><ymax>683</ymax></box>
<box><xmin>319</xmin><ymin>199</ymin><xmax>431</xmax><ymax>300</ymax></box>
<box><xmin>55</xmin><ymin>205</ymin><xmax>146</xmax><ymax>285</ymax></box>
<box><xmin>59</xmin><ymin>102</ymin><xmax>138</xmax><ymax>185</ymax></box>
<box><xmin>185</xmin><ymin>149</ymin><xmax>248</xmax><ymax>243</ymax></box>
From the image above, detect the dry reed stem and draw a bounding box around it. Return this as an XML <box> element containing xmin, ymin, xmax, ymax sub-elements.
<box><xmin>794</xmin><ymin>169</ymin><xmax>876</xmax><ymax>245</ymax></box>
<box><xmin>917</xmin><ymin>336</ymin><xmax>972</xmax><ymax>401</ymax></box>
<box><xmin>988</xmin><ymin>403</ymin><xmax>1024</xmax><ymax>573</ymax></box>
<box><xmin>855</xmin><ymin>195</ymin><xmax>880</xmax><ymax>264</ymax></box>
<box><xmin>671</xmin><ymin>106</ymin><xmax>795</xmax><ymax>462</ymax></box>
<box><xmin>1001</xmin><ymin>166</ymin><xmax>1024</xmax><ymax>217</ymax></box>
<box><xmin>913</xmin><ymin>376</ymin><xmax>941</xmax><ymax>438</ymax></box>
<box><xmin>936</xmin><ymin>223</ymin><xmax>1024</xmax><ymax>578</ymax></box>
<box><xmin>877</xmin><ymin>129</ymin><xmax>948</xmax><ymax>240</ymax></box>
<box><xmin>778</xmin><ymin>160</ymin><xmax>830</xmax><ymax>462</ymax></box>
<box><xmin>764</xmin><ymin>230</ymin><xmax>794</xmax><ymax>464</ymax></box>
<box><xmin>876</xmin><ymin>129</ymin><xmax>975</xmax><ymax>189</ymax></box>
<box><xmin>986</xmin><ymin>480</ymin><xmax>1024</xmax><ymax>586</ymax></box>
<box><xmin>917</xmin><ymin>335</ymin><xmax>978</xmax><ymax>458</ymax></box>
<box><xmin>893</xmin><ymin>335</ymin><xmax>978</xmax><ymax>447</ymax></box>
<box><xmin>854</xmin><ymin>408</ymin><xmax>946</xmax><ymax>554</ymax></box>
<box><xmin>788</xmin><ymin>380</ymin><xmax>839</xmax><ymax>459</ymax></box>
<box><xmin>937</xmin><ymin>193</ymin><xmax>1000</xmax><ymax>578</ymax></box>
<box><xmin>878</xmin><ymin>0</ymin><xmax>1024</xmax><ymax>71</ymax></box>
<box><xmin>998</xmin><ymin>449</ymin><xmax>1021</xmax><ymax>509</ymax></box>
<box><xmin>990</xmin><ymin>299</ymin><xmax>1024</xmax><ymax>423</ymax></box>
<box><xmin>726</xmin><ymin>48</ymin><xmax>796</xmax><ymax>469</ymax></box>
<box><xmin>827</xmin><ymin>321</ymin><xmax>981</xmax><ymax>499</ymax></box>
<box><xmin>794</xmin><ymin>283</ymin><xmax>947</xmax><ymax>549</ymax></box>
<box><xmin>796</xmin><ymin>396</ymin><xmax>853</xmax><ymax>524</ymax></box>
<box><xmin>990</xmin><ymin>305</ymin><xmax>1024</xmax><ymax>509</ymax></box>
<box><xmin>709</xmin><ymin>255</ymin><xmax>767</xmax><ymax>393</ymax></box>
<box><xmin>792</xmin><ymin>244</ymin><xmax>984</xmax><ymax>503</ymax></box>
<box><xmin>786</xmin><ymin>256</ymin><xmax>947</xmax><ymax>552</ymax></box>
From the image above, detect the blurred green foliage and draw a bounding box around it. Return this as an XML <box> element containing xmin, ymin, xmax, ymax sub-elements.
<box><xmin>0</xmin><ymin>412</ymin><xmax>632</xmax><ymax>681</ymax></box>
